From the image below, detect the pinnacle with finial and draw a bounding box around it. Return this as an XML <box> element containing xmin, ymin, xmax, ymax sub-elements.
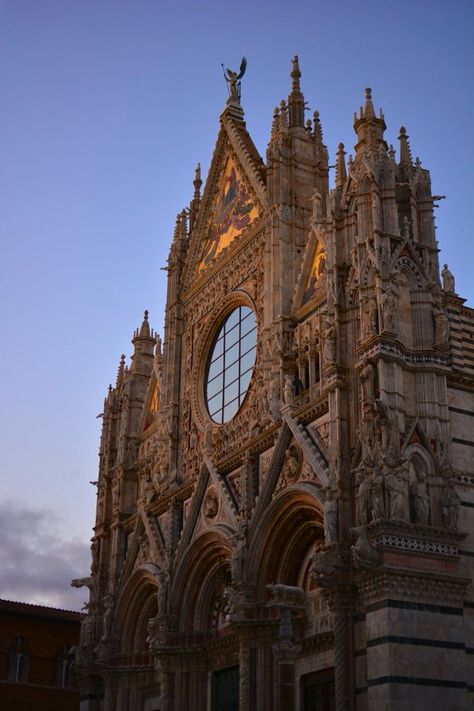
<box><xmin>288</xmin><ymin>55</ymin><xmax>305</xmax><ymax>128</ymax></box>
<box><xmin>291</xmin><ymin>55</ymin><xmax>301</xmax><ymax>91</ymax></box>
<box><xmin>363</xmin><ymin>87</ymin><xmax>375</xmax><ymax>118</ymax></box>
<box><xmin>139</xmin><ymin>309</ymin><xmax>151</xmax><ymax>338</ymax></box>
<box><xmin>193</xmin><ymin>163</ymin><xmax>202</xmax><ymax>200</ymax></box>
<box><xmin>279</xmin><ymin>100</ymin><xmax>288</xmax><ymax>131</ymax></box>
<box><xmin>116</xmin><ymin>354</ymin><xmax>126</xmax><ymax>387</ymax></box>
<box><xmin>313</xmin><ymin>111</ymin><xmax>323</xmax><ymax>144</ymax></box>
<box><xmin>335</xmin><ymin>143</ymin><xmax>347</xmax><ymax>189</ymax></box>
<box><xmin>398</xmin><ymin>126</ymin><xmax>412</xmax><ymax>165</ymax></box>
<box><xmin>271</xmin><ymin>106</ymin><xmax>280</xmax><ymax>136</ymax></box>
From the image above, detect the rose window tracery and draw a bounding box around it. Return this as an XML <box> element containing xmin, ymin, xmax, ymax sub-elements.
<box><xmin>205</xmin><ymin>305</ymin><xmax>257</xmax><ymax>424</ymax></box>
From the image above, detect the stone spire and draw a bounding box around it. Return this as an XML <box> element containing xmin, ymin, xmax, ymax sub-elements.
<box><xmin>279</xmin><ymin>100</ymin><xmax>289</xmax><ymax>133</ymax></box>
<box><xmin>139</xmin><ymin>310</ymin><xmax>150</xmax><ymax>338</ymax></box>
<box><xmin>168</xmin><ymin>210</ymin><xmax>188</xmax><ymax>266</ymax></box>
<box><xmin>189</xmin><ymin>163</ymin><xmax>202</xmax><ymax>232</ymax></box>
<box><xmin>116</xmin><ymin>354</ymin><xmax>126</xmax><ymax>388</ymax></box>
<box><xmin>133</xmin><ymin>310</ymin><xmax>156</xmax><ymax>344</ymax></box>
<box><xmin>362</xmin><ymin>86</ymin><xmax>375</xmax><ymax>119</ymax></box>
<box><xmin>313</xmin><ymin>111</ymin><xmax>323</xmax><ymax>146</ymax></box>
<box><xmin>193</xmin><ymin>163</ymin><xmax>202</xmax><ymax>201</ymax></box>
<box><xmin>287</xmin><ymin>55</ymin><xmax>305</xmax><ymax>128</ymax></box>
<box><xmin>353</xmin><ymin>87</ymin><xmax>387</xmax><ymax>158</ymax></box>
<box><xmin>335</xmin><ymin>143</ymin><xmax>347</xmax><ymax>189</ymax></box>
<box><xmin>398</xmin><ymin>126</ymin><xmax>413</xmax><ymax>166</ymax></box>
<box><xmin>271</xmin><ymin>106</ymin><xmax>280</xmax><ymax>141</ymax></box>
<box><xmin>132</xmin><ymin>310</ymin><xmax>156</xmax><ymax>365</ymax></box>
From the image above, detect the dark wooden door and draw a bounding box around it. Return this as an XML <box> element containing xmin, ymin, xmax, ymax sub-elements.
<box><xmin>301</xmin><ymin>668</ymin><xmax>335</xmax><ymax>711</ymax></box>
<box><xmin>213</xmin><ymin>665</ymin><xmax>240</xmax><ymax>711</ymax></box>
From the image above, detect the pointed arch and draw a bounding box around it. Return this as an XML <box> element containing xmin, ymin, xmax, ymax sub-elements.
<box><xmin>170</xmin><ymin>529</ymin><xmax>233</xmax><ymax>632</ymax></box>
<box><xmin>247</xmin><ymin>484</ymin><xmax>324</xmax><ymax>598</ymax></box>
<box><xmin>115</xmin><ymin>564</ymin><xmax>161</xmax><ymax>655</ymax></box>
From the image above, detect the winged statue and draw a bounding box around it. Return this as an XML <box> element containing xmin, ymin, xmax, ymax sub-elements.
<box><xmin>222</xmin><ymin>57</ymin><xmax>247</xmax><ymax>101</ymax></box>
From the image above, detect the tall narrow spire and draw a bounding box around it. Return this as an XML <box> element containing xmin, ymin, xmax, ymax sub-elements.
<box><xmin>168</xmin><ymin>210</ymin><xmax>189</xmax><ymax>267</ymax></box>
<box><xmin>116</xmin><ymin>354</ymin><xmax>126</xmax><ymax>388</ymax></box>
<box><xmin>313</xmin><ymin>111</ymin><xmax>323</xmax><ymax>145</ymax></box>
<box><xmin>271</xmin><ymin>106</ymin><xmax>280</xmax><ymax>141</ymax></box>
<box><xmin>279</xmin><ymin>100</ymin><xmax>288</xmax><ymax>133</ymax></box>
<box><xmin>335</xmin><ymin>143</ymin><xmax>347</xmax><ymax>189</ymax></box>
<box><xmin>287</xmin><ymin>55</ymin><xmax>305</xmax><ymax>128</ymax></box>
<box><xmin>398</xmin><ymin>126</ymin><xmax>413</xmax><ymax>166</ymax></box>
<box><xmin>132</xmin><ymin>310</ymin><xmax>156</xmax><ymax>364</ymax></box>
<box><xmin>362</xmin><ymin>87</ymin><xmax>375</xmax><ymax>119</ymax></box>
<box><xmin>189</xmin><ymin>163</ymin><xmax>202</xmax><ymax>232</ymax></box>
<box><xmin>133</xmin><ymin>310</ymin><xmax>156</xmax><ymax>342</ymax></box>
<box><xmin>353</xmin><ymin>87</ymin><xmax>387</xmax><ymax>159</ymax></box>
<box><xmin>139</xmin><ymin>310</ymin><xmax>150</xmax><ymax>338</ymax></box>
<box><xmin>193</xmin><ymin>163</ymin><xmax>202</xmax><ymax>201</ymax></box>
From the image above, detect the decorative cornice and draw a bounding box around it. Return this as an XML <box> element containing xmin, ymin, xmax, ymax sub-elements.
<box><xmin>356</xmin><ymin>567</ymin><xmax>470</xmax><ymax>607</ymax></box>
<box><xmin>357</xmin><ymin>339</ymin><xmax>449</xmax><ymax>371</ymax></box>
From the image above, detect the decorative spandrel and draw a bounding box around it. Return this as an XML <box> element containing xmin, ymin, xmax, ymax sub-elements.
<box><xmin>302</xmin><ymin>242</ymin><xmax>326</xmax><ymax>304</ymax></box>
<box><xmin>199</xmin><ymin>157</ymin><xmax>259</xmax><ymax>271</ymax></box>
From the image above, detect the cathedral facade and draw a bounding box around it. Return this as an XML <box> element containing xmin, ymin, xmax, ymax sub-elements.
<box><xmin>74</xmin><ymin>58</ymin><xmax>474</xmax><ymax>711</ymax></box>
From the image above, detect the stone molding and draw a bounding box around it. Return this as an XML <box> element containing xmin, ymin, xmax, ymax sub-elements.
<box><xmin>356</xmin><ymin>567</ymin><xmax>470</xmax><ymax>607</ymax></box>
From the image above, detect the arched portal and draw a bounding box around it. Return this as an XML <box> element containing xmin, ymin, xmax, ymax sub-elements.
<box><xmin>171</xmin><ymin>529</ymin><xmax>232</xmax><ymax>633</ymax></box>
<box><xmin>247</xmin><ymin>485</ymin><xmax>324</xmax><ymax>598</ymax></box>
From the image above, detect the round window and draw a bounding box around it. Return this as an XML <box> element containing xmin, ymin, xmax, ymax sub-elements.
<box><xmin>205</xmin><ymin>305</ymin><xmax>257</xmax><ymax>424</ymax></box>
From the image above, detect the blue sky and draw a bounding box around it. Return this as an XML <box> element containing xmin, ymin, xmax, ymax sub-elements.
<box><xmin>0</xmin><ymin>0</ymin><xmax>472</xmax><ymax>609</ymax></box>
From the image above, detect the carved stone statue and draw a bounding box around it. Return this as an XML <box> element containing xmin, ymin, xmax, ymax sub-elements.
<box><xmin>283</xmin><ymin>374</ymin><xmax>294</xmax><ymax>405</ymax></box>
<box><xmin>323</xmin><ymin>320</ymin><xmax>336</xmax><ymax>364</ymax></box>
<box><xmin>143</xmin><ymin>475</ymin><xmax>155</xmax><ymax>504</ymax></box>
<box><xmin>350</xmin><ymin>526</ymin><xmax>380</xmax><ymax>569</ymax></box>
<box><xmin>360</xmin><ymin>359</ymin><xmax>376</xmax><ymax>405</ymax></box>
<box><xmin>323</xmin><ymin>489</ymin><xmax>338</xmax><ymax>543</ymax></box>
<box><xmin>204</xmin><ymin>422</ymin><xmax>214</xmax><ymax>451</ymax></box>
<box><xmin>355</xmin><ymin>467</ymin><xmax>373</xmax><ymax>525</ymax></box>
<box><xmin>189</xmin><ymin>424</ymin><xmax>197</xmax><ymax>450</ymax></box>
<box><xmin>284</xmin><ymin>445</ymin><xmax>301</xmax><ymax>482</ymax></box>
<box><xmin>266</xmin><ymin>583</ymin><xmax>306</xmax><ymax>610</ymax></box>
<box><xmin>204</xmin><ymin>489</ymin><xmax>218</xmax><ymax>519</ymax></box>
<box><xmin>90</xmin><ymin>537</ymin><xmax>100</xmax><ymax>574</ymax></box>
<box><xmin>440</xmin><ymin>480</ymin><xmax>460</xmax><ymax>530</ymax></box>
<box><xmin>101</xmin><ymin>595</ymin><xmax>114</xmax><ymax>641</ymax></box>
<box><xmin>221</xmin><ymin>57</ymin><xmax>247</xmax><ymax>102</ymax></box>
<box><xmin>441</xmin><ymin>264</ymin><xmax>455</xmax><ymax>293</ymax></box>
<box><xmin>310</xmin><ymin>548</ymin><xmax>342</xmax><ymax>588</ymax></box>
<box><xmin>111</xmin><ymin>479</ymin><xmax>120</xmax><ymax>513</ymax></box>
<box><xmin>375</xmin><ymin>398</ymin><xmax>392</xmax><ymax>450</ymax></box>
<box><xmin>269</xmin><ymin>375</ymin><xmax>281</xmax><ymax>419</ymax></box>
<box><xmin>146</xmin><ymin>617</ymin><xmax>160</xmax><ymax>651</ymax></box>
<box><xmin>385</xmin><ymin>460</ymin><xmax>407</xmax><ymax>521</ymax></box>
<box><xmin>361</xmin><ymin>293</ymin><xmax>378</xmax><ymax>340</ymax></box>
<box><xmin>370</xmin><ymin>467</ymin><xmax>386</xmax><ymax>521</ymax></box>
<box><xmin>433</xmin><ymin>302</ymin><xmax>449</xmax><ymax>345</ymax></box>
<box><xmin>379</xmin><ymin>285</ymin><xmax>398</xmax><ymax>333</ymax></box>
<box><xmin>412</xmin><ymin>471</ymin><xmax>430</xmax><ymax>525</ymax></box>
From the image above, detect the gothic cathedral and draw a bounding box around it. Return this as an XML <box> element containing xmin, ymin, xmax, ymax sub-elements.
<box><xmin>74</xmin><ymin>58</ymin><xmax>474</xmax><ymax>711</ymax></box>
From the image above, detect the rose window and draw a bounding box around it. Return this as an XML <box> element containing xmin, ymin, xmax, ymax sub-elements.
<box><xmin>205</xmin><ymin>305</ymin><xmax>257</xmax><ymax>424</ymax></box>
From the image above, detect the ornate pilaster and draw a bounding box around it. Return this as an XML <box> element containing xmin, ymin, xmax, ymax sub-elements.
<box><xmin>310</xmin><ymin>544</ymin><xmax>356</xmax><ymax>711</ymax></box>
<box><xmin>267</xmin><ymin>584</ymin><xmax>306</xmax><ymax>711</ymax></box>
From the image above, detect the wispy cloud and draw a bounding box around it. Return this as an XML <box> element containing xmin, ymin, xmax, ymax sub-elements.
<box><xmin>0</xmin><ymin>498</ymin><xmax>90</xmax><ymax>610</ymax></box>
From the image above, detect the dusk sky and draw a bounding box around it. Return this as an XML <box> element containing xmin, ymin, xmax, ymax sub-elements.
<box><xmin>0</xmin><ymin>0</ymin><xmax>472</xmax><ymax>610</ymax></box>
